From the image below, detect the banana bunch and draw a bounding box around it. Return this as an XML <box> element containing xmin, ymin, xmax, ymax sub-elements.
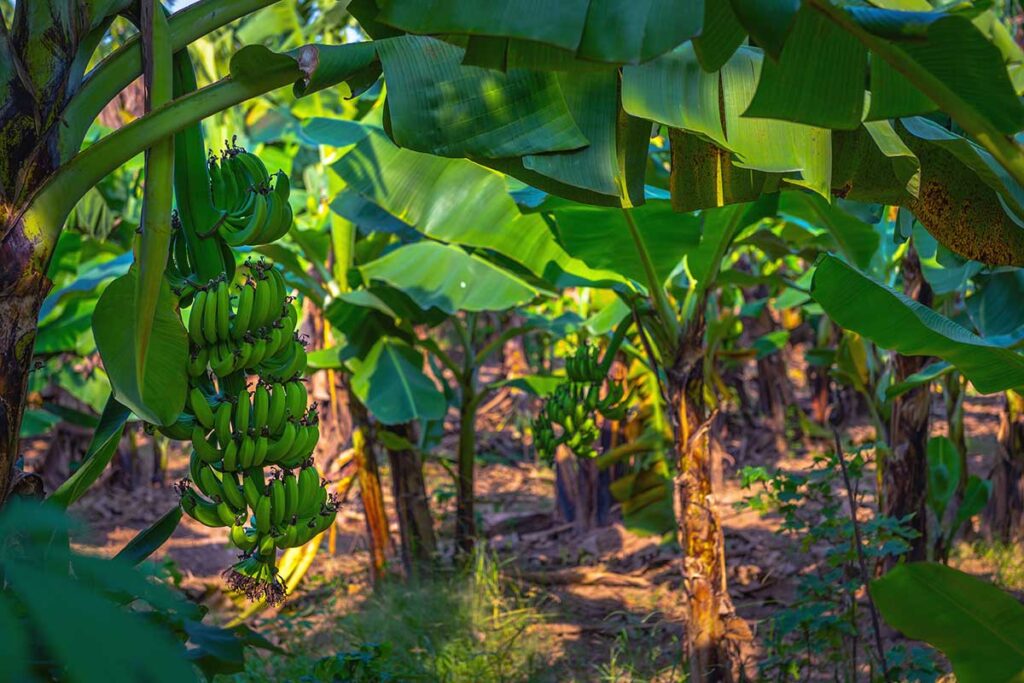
<box><xmin>174</xmin><ymin>378</ymin><xmax>331</xmax><ymax>604</ymax></box>
<box><xmin>185</xmin><ymin>260</ymin><xmax>301</xmax><ymax>380</ymax></box>
<box><xmin>565</xmin><ymin>343</ymin><xmax>605</xmax><ymax>384</ymax></box>
<box><xmin>177</xmin><ymin>457</ymin><xmax>337</xmax><ymax>604</ymax></box>
<box><xmin>162</xmin><ymin>137</ymin><xmax>329</xmax><ymax>603</ymax></box>
<box><xmin>533</xmin><ymin>345</ymin><xmax>631</xmax><ymax>463</ymax></box>
<box><xmin>209</xmin><ymin>143</ymin><xmax>293</xmax><ymax>246</ymax></box>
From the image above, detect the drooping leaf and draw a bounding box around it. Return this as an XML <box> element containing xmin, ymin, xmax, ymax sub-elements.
<box><xmin>967</xmin><ymin>270</ymin><xmax>1024</xmax><ymax>338</ymax></box>
<box><xmin>376</xmin><ymin>36</ymin><xmax>587</xmax><ymax>159</ymax></box>
<box><xmin>871</xmin><ymin>562</ymin><xmax>1024</xmax><ymax>683</ymax></box>
<box><xmin>49</xmin><ymin>397</ymin><xmax>132</xmax><ymax>509</ymax></box>
<box><xmin>692</xmin><ymin>0</ymin><xmax>746</xmax><ymax>71</ymax></box>
<box><xmin>744</xmin><ymin>6</ymin><xmax>867</xmax><ymax>130</ymax></box>
<box><xmin>4</xmin><ymin>558</ymin><xmax>196</xmax><ymax>683</ymax></box>
<box><xmin>521</xmin><ymin>69</ymin><xmax>647</xmax><ymax>206</ymax></box>
<box><xmin>114</xmin><ymin>506</ymin><xmax>182</xmax><ymax>566</ymax></box>
<box><xmin>851</xmin><ymin>9</ymin><xmax>1024</xmax><ymax>135</ymax></box>
<box><xmin>331</xmin><ymin>130</ymin><xmax>623</xmax><ymax>286</ymax></box>
<box><xmin>830</xmin><ymin>120</ymin><xmax>921</xmax><ymax>203</ymax></box>
<box><xmin>291</xmin><ymin>40</ymin><xmax>381</xmax><ymax>97</ymax></box>
<box><xmin>375</xmin><ymin>0</ymin><xmax>703</xmax><ymax>65</ymax></box>
<box><xmin>926</xmin><ymin>436</ymin><xmax>960</xmax><ymax>519</ymax></box>
<box><xmin>953</xmin><ymin>475</ymin><xmax>992</xmax><ymax>533</ymax></box>
<box><xmin>360</xmin><ymin>242</ymin><xmax>542</xmax><ymax>314</ymax></box>
<box><xmin>623</xmin><ymin>45</ymin><xmax>832</xmax><ymax>198</ymax></box>
<box><xmin>810</xmin><ymin>254</ymin><xmax>1024</xmax><ymax>394</ymax></box>
<box><xmin>490</xmin><ymin>375</ymin><xmax>565</xmax><ymax>397</ymax></box>
<box><xmin>885</xmin><ymin>360</ymin><xmax>953</xmax><ymax>400</ymax></box>
<box><xmin>349</xmin><ymin>338</ymin><xmax>447</xmax><ymax>425</ymax></box>
<box><xmin>779</xmin><ymin>193</ymin><xmax>881</xmax><ymax>270</ymax></box>
<box><xmin>552</xmin><ymin>202</ymin><xmax>701</xmax><ymax>284</ymax></box>
<box><xmin>728</xmin><ymin>0</ymin><xmax>799</xmax><ymax>59</ymax></box>
<box><xmin>92</xmin><ymin>270</ymin><xmax>188</xmax><ymax>425</ymax></box>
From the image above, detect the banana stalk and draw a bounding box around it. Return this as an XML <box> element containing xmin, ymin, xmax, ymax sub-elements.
<box><xmin>135</xmin><ymin>3</ymin><xmax>175</xmax><ymax>391</ymax></box>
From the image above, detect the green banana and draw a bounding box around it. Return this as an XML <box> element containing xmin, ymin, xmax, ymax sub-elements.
<box><xmin>270</xmin><ymin>478</ymin><xmax>285</xmax><ymax>526</ymax></box>
<box><xmin>229</xmin><ymin>524</ymin><xmax>257</xmax><ymax>552</ymax></box>
<box><xmin>234</xmin><ymin>388</ymin><xmax>251</xmax><ymax>436</ymax></box>
<box><xmin>202</xmin><ymin>279</ymin><xmax>220</xmax><ymax>345</ymax></box>
<box><xmin>191</xmin><ymin>426</ymin><xmax>221</xmax><ymax>464</ymax></box>
<box><xmin>255</xmin><ymin>495</ymin><xmax>271</xmax><ymax>534</ymax></box>
<box><xmin>188</xmin><ymin>288</ymin><xmax>208</xmax><ymax>346</ymax></box>
<box><xmin>215</xmin><ymin>278</ymin><xmax>230</xmax><ymax>341</ymax></box>
<box><xmin>189</xmin><ymin>387</ymin><xmax>216</xmax><ymax>429</ymax></box>
<box><xmin>238</xmin><ymin>435</ymin><xmax>256</xmax><ymax>469</ymax></box>
<box><xmin>217</xmin><ymin>501</ymin><xmax>240</xmax><ymax>527</ymax></box>
<box><xmin>214</xmin><ymin>401</ymin><xmax>234</xmax><ymax>444</ymax></box>
<box><xmin>220</xmin><ymin>470</ymin><xmax>247</xmax><ymax>512</ymax></box>
<box><xmin>181</xmin><ymin>490</ymin><xmax>225</xmax><ymax>528</ymax></box>
<box><xmin>187</xmin><ymin>346</ymin><xmax>208</xmax><ymax>378</ymax></box>
<box><xmin>266</xmin><ymin>382</ymin><xmax>286</xmax><ymax>434</ymax></box>
<box><xmin>284</xmin><ymin>380</ymin><xmax>306</xmax><ymax>420</ymax></box>
<box><xmin>222</xmin><ymin>439</ymin><xmax>239</xmax><ymax>472</ymax></box>
<box><xmin>242</xmin><ymin>468</ymin><xmax>265</xmax><ymax>510</ymax></box>
<box><xmin>253</xmin><ymin>435</ymin><xmax>269</xmax><ymax>468</ymax></box>
<box><xmin>275</xmin><ymin>522</ymin><xmax>298</xmax><ymax>549</ymax></box>
<box><xmin>265</xmin><ymin>421</ymin><xmax>296</xmax><ymax>463</ymax></box>
<box><xmin>283</xmin><ymin>471</ymin><xmax>298</xmax><ymax>520</ymax></box>
<box><xmin>221</xmin><ymin>190</ymin><xmax>268</xmax><ymax>247</ymax></box>
<box><xmin>250</xmin><ymin>271</ymin><xmax>272</xmax><ymax>330</ymax></box>
<box><xmin>195</xmin><ymin>464</ymin><xmax>225</xmax><ymax>502</ymax></box>
<box><xmin>232</xmin><ymin>279</ymin><xmax>256</xmax><ymax>338</ymax></box>
<box><xmin>252</xmin><ymin>384</ymin><xmax>269</xmax><ymax>431</ymax></box>
<box><xmin>295</xmin><ymin>465</ymin><xmax>320</xmax><ymax>518</ymax></box>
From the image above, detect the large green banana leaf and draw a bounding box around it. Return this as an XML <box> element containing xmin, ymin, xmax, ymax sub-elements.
<box><xmin>92</xmin><ymin>269</ymin><xmax>188</xmax><ymax>425</ymax></box>
<box><xmin>744</xmin><ymin>7</ymin><xmax>866</xmax><ymax>130</ymax></box>
<box><xmin>811</xmin><ymin>254</ymin><xmax>1024</xmax><ymax>394</ymax></box>
<box><xmin>551</xmin><ymin>202</ymin><xmax>701</xmax><ymax>285</ymax></box>
<box><xmin>360</xmin><ymin>242</ymin><xmax>542</xmax><ymax>314</ymax></box>
<box><xmin>371</xmin><ymin>0</ymin><xmax>703</xmax><ymax>64</ymax></box>
<box><xmin>872</xmin><ymin>563</ymin><xmax>1024</xmax><ymax>683</ymax></box>
<box><xmin>349</xmin><ymin>338</ymin><xmax>447</xmax><ymax>425</ymax></box>
<box><xmin>331</xmin><ymin>130</ymin><xmax>624</xmax><ymax>287</ymax></box>
<box><xmin>376</xmin><ymin>36</ymin><xmax>587</xmax><ymax>159</ymax></box>
<box><xmin>623</xmin><ymin>44</ymin><xmax>832</xmax><ymax>198</ymax></box>
<box><xmin>520</xmin><ymin>70</ymin><xmax>647</xmax><ymax>206</ymax></box>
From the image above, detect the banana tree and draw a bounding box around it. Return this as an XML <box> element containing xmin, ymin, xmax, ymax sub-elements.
<box><xmin>314</xmin><ymin>124</ymin><xmax>631</xmax><ymax>553</ymax></box>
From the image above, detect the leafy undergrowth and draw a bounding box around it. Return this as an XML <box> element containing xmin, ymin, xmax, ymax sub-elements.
<box><xmin>221</xmin><ymin>550</ymin><xmax>547</xmax><ymax>682</ymax></box>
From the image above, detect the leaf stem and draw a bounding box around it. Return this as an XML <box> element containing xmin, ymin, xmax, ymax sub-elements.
<box><xmin>621</xmin><ymin>207</ymin><xmax>681</xmax><ymax>353</ymax></box>
<box><xmin>60</xmin><ymin>0</ymin><xmax>283</xmax><ymax>160</ymax></box>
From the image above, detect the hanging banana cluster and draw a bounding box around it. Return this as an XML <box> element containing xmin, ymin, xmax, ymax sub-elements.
<box><xmin>533</xmin><ymin>344</ymin><xmax>630</xmax><ymax>462</ymax></box>
<box><xmin>184</xmin><ymin>261</ymin><xmax>304</xmax><ymax>379</ymax></box>
<box><xmin>209</xmin><ymin>140</ymin><xmax>294</xmax><ymax>247</ymax></box>
<box><xmin>565</xmin><ymin>343</ymin><xmax>605</xmax><ymax>384</ymax></box>
<box><xmin>158</xmin><ymin>141</ymin><xmax>335</xmax><ymax>605</ymax></box>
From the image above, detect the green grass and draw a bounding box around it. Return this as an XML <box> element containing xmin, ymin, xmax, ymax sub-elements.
<box><xmin>954</xmin><ymin>540</ymin><xmax>1024</xmax><ymax>591</ymax></box>
<box><xmin>222</xmin><ymin>550</ymin><xmax>547</xmax><ymax>682</ymax></box>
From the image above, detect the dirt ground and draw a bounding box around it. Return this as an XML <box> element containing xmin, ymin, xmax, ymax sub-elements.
<box><xmin>35</xmin><ymin>384</ymin><xmax>1010</xmax><ymax>681</ymax></box>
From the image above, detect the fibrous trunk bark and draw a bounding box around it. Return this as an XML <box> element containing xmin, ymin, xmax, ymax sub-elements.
<box><xmin>385</xmin><ymin>422</ymin><xmax>436</xmax><ymax>578</ymax></box>
<box><xmin>0</xmin><ymin>225</ymin><xmax>52</xmax><ymax>505</ymax></box>
<box><xmin>668</xmin><ymin>321</ymin><xmax>739</xmax><ymax>682</ymax></box>
<box><xmin>351</xmin><ymin>398</ymin><xmax>390</xmax><ymax>584</ymax></box>
<box><xmin>884</xmin><ymin>244</ymin><xmax>933</xmax><ymax>562</ymax></box>
<box><xmin>455</xmin><ymin>394</ymin><xmax>477</xmax><ymax>554</ymax></box>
